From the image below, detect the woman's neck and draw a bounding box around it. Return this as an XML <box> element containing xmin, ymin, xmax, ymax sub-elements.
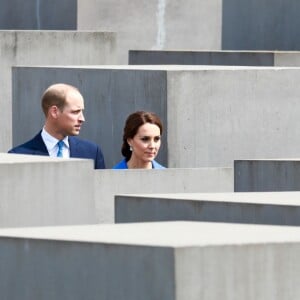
<box><xmin>127</xmin><ymin>157</ymin><xmax>152</xmax><ymax>169</ymax></box>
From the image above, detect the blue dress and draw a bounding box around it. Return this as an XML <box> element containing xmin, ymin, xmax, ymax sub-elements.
<box><xmin>113</xmin><ymin>159</ymin><xmax>165</xmax><ymax>169</ymax></box>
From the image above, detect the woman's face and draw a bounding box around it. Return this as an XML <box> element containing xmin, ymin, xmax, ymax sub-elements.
<box><xmin>128</xmin><ymin>122</ymin><xmax>161</xmax><ymax>164</ymax></box>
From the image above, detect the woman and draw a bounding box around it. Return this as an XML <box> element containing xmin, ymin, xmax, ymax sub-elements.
<box><xmin>113</xmin><ymin>111</ymin><xmax>165</xmax><ymax>169</ymax></box>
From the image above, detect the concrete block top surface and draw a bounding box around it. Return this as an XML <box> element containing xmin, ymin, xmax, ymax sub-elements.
<box><xmin>132</xmin><ymin>50</ymin><xmax>300</xmax><ymax>54</ymax></box>
<box><xmin>116</xmin><ymin>191</ymin><xmax>300</xmax><ymax>206</ymax></box>
<box><xmin>0</xmin><ymin>153</ymin><xmax>88</xmax><ymax>165</ymax></box>
<box><xmin>15</xmin><ymin>65</ymin><xmax>300</xmax><ymax>71</ymax></box>
<box><xmin>235</xmin><ymin>158</ymin><xmax>300</xmax><ymax>161</ymax></box>
<box><xmin>0</xmin><ymin>221</ymin><xmax>300</xmax><ymax>247</ymax></box>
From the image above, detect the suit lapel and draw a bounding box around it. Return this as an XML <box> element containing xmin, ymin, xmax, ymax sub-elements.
<box><xmin>34</xmin><ymin>132</ymin><xmax>50</xmax><ymax>156</ymax></box>
<box><xmin>69</xmin><ymin>137</ymin><xmax>79</xmax><ymax>158</ymax></box>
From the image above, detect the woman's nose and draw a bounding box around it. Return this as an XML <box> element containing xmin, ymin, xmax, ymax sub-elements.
<box><xmin>149</xmin><ymin>140</ymin><xmax>155</xmax><ymax>147</ymax></box>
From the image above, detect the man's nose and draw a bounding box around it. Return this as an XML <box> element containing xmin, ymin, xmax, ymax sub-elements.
<box><xmin>79</xmin><ymin>112</ymin><xmax>85</xmax><ymax>122</ymax></box>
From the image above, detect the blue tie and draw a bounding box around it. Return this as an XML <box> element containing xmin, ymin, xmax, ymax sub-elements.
<box><xmin>57</xmin><ymin>140</ymin><xmax>64</xmax><ymax>157</ymax></box>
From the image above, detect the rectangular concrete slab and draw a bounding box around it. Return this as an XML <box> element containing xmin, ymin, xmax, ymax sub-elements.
<box><xmin>0</xmin><ymin>153</ymin><xmax>97</xmax><ymax>227</ymax></box>
<box><xmin>0</xmin><ymin>221</ymin><xmax>300</xmax><ymax>300</ymax></box>
<box><xmin>12</xmin><ymin>65</ymin><xmax>300</xmax><ymax>168</ymax></box>
<box><xmin>223</xmin><ymin>0</ymin><xmax>300</xmax><ymax>51</ymax></box>
<box><xmin>95</xmin><ymin>167</ymin><xmax>233</xmax><ymax>223</ymax></box>
<box><xmin>0</xmin><ymin>30</ymin><xmax>116</xmax><ymax>152</ymax></box>
<box><xmin>234</xmin><ymin>159</ymin><xmax>300</xmax><ymax>191</ymax></box>
<box><xmin>79</xmin><ymin>0</ymin><xmax>300</xmax><ymax>63</ymax></box>
<box><xmin>130</xmin><ymin>50</ymin><xmax>300</xmax><ymax>66</ymax></box>
<box><xmin>0</xmin><ymin>0</ymin><xmax>77</xmax><ymax>29</ymax></box>
<box><xmin>78</xmin><ymin>0</ymin><xmax>222</xmax><ymax>63</ymax></box>
<box><xmin>115</xmin><ymin>191</ymin><xmax>300</xmax><ymax>225</ymax></box>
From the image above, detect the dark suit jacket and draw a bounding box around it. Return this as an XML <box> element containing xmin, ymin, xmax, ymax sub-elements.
<box><xmin>8</xmin><ymin>131</ymin><xmax>105</xmax><ymax>169</ymax></box>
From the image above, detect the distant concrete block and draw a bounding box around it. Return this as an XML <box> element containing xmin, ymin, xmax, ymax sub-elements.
<box><xmin>79</xmin><ymin>0</ymin><xmax>300</xmax><ymax>63</ymax></box>
<box><xmin>0</xmin><ymin>30</ymin><xmax>116</xmax><ymax>152</ymax></box>
<box><xmin>223</xmin><ymin>0</ymin><xmax>300</xmax><ymax>51</ymax></box>
<box><xmin>130</xmin><ymin>50</ymin><xmax>300</xmax><ymax>66</ymax></box>
<box><xmin>78</xmin><ymin>0</ymin><xmax>222</xmax><ymax>63</ymax></box>
<box><xmin>0</xmin><ymin>153</ymin><xmax>97</xmax><ymax>227</ymax></box>
<box><xmin>0</xmin><ymin>0</ymin><xmax>77</xmax><ymax>29</ymax></box>
<box><xmin>1</xmin><ymin>221</ymin><xmax>300</xmax><ymax>299</ymax></box>
<box><xmin>129</xmin><ymin>50</ymin><xmax>275</xmax><ymax>66</ymax></box>
<box><xmin>234</xmin><ymin>159</ymin><xmax>300</xmax><ymax>191</ymax></box>
<box><xmin>95</xmin><ymin>168</ymin><xmax>233</xmax><ymax>223</ymax></box>
<box><xmin>115</xmin><ymin>191</ymin><xmax>300</xmax><ymax>225</ymax></box>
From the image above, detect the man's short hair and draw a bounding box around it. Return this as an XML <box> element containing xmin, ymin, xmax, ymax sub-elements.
<box><xmin>41</xmin><ymin>83</ymin><xmax>79</xmax><ymax>116</ymax></box>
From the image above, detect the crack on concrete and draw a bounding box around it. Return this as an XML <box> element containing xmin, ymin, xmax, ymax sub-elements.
<box><xmin>153</xmin><ymin>0</ymin><xmax>166</xmax><ymax>50</ymax></box>
<box><xmin>36</xmin><ymin>0</ymin><xmax>41</xmax><ymax>29</ymax></box>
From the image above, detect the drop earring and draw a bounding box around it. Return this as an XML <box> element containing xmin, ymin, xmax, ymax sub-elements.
<box><xmin>129</xmin><ymin>145</ymin><xmax>133</xmax><ymax>151</ymax></box>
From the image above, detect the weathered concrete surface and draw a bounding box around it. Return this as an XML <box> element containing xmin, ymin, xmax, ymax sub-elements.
<box><xmin>115</xmin><ymin>191</ymin><xmax>300</xmax><ymax>225</ymax></box>
<box><xmin>0</xmin><ymin>30</ymin><xmax>116</xmax><ymax>152</ymax></box>
<box><xmin>234</xmin><ymin>159</ymin><xmax>300</xmax><ymax>192</ymax></box>
<box><xmin>0</xmin><ymin>0</ymin><xmax>77</xmax><ymax>29</ymax></box>
<box><xmin>78</xmin><ymin>0</ymin><xmax>222</xmax><ymax>63</ymax></box>
<box><xmin>95</xmin><ymin>167</ymin><xmax>233</xmax><ymax>223</ymax></box>
<box><xmin>166</xmin><ymin>66</ymin><xmax>300</xmax><ymax>168</ymax></box>
<box><xmin>1</xmin><ymin>221</ymin><xmax>300</xmax><ymax>300</ymax></box>
<box><xmin>0</xmin><ymin>153</ymin><xmax>97</xmax><ymax>227</ymax></box>
<box><xmin>130</xmin><ymin>50</ymin><xmax>300</xmax><ymax>66</ymax></box>
<box><xmin>79</xmin><ymin>0</ymin><xmax>300</xmax><ymax>63</ymax></box>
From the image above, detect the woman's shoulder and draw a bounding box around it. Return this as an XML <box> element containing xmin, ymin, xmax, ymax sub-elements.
<box><xmin>112</xmin><ymin>159</ymin><xmax>128</xmax><ymax>169</ymax></box>
<box><xmin>152</xmin><ymin>160</ymin><xmax>165</xmax><ymax>169</ymax></box>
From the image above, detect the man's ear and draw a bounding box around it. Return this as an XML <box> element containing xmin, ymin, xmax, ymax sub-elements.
<box><xmin>49</xmin><ymin>105</ymin><xmax>60</xmax><ymax>119</ymax></box>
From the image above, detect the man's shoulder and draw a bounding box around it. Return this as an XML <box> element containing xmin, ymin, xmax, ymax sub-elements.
<box><xmin>8</xmin><ymin>132</ymin><xmax>43</xmax><ymax>154</ymax></box>
<box><xmin>69</xmin><ymin>136</ymin><xmax>99</xmax><ymax>149</ymax></box>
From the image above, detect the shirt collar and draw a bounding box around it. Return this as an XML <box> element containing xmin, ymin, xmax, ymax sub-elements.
<box><xmin>41</xmin><ymin>127</ymin><xmax>69</xmax><ymax>151</ymax></box>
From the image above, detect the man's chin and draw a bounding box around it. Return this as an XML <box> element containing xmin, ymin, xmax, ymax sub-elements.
<box><xmin>71</xmin><ymin>131</ymin><xmax>80</xmax><ymax>136</ymax></box>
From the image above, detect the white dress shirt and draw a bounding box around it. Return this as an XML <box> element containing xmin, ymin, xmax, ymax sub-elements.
<box><xmin>41</xmin><ymin>128</ymin><xmax>70</xmax><ymax>158</ymax></box>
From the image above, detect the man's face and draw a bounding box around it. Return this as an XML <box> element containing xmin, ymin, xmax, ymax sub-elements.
<box><xmin>56</xmin><ymin>89</ymin><xmax>85</xmax><ymax>136</ymax></box>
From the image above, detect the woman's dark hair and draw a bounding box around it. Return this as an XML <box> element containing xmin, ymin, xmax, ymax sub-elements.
<box><xmin>121</xmin><ymin>111</ymin><xmax>163</xmax><ymax>161</ymax></box>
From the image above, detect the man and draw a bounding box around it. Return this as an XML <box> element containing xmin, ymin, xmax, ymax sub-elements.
<box><xmin>8</xmin><ymin>83</ymin><xmax>105</xmax><ymax>169</ymax></box>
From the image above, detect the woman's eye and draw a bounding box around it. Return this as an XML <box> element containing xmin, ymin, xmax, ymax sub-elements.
<box><xmin>141</xmin><ymin>137</ymin><xmax>150</xmax><ymax>142</ymax></box>
<box><xmin>154</xmin><ymin>136</ymin><xmax>161</xmax><ymax>142</ymax></box>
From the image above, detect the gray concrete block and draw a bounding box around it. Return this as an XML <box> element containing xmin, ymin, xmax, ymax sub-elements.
<box><xmin>130</xmin><ymin>50</ymin><xmax>300</xmax><ymax>66</ymax></box>
<box><xmin>1</xmin><ymin>221</ymin><xmax>300</xmax><ymax>300</ymax></box>
<box><xmin>234</xmin><ymin>159</ymin><xmax>300</xmax><ymax>192</ymax></box>
<box><xmin>166</xmin><ymin>66</ymin><xmax>300</xmax><ymax>168</ymax></box>
<box><xmin>79</xmin><ymin>0</ymin><xmax>300</xmax><ymax>63</ymax></box>
<box><xmin>223</xmin><ymin>0</ymin><xmax>300</xmax><ymax>51</ymax></box>
<box><xmin>13</xmin><ymin>65</ymin><xmax>300</xmax><ymax>169</ymax></box>
<box><xmin>116</xmin><ymin>191</ymin><xmax>300</xmax><ymax>225</ymax></box>
<box><xmin>0</xmin><ymin>30</ymin><xmax>116</xmax><ymax>152</ymax></box>
<box><xmin>129</xmin><ymin>50</ymin><xmax>275</xmax><ymax>66</ymax></box>
<box><xmin>0</xmin><ymin>0</ymin><xmax>77</xmax><ymax>29</ymax></box>
<box><xmin>0</xmin><ymin>153</ymin><xmax>97</xmax><ymax>227</ymax></box>
<box><xmin>95</xmin><ymin>168</ymin><xmax>233</xmax><ymax>223</ymax></box>
<box><xmin>78</xmin><ymin>0</ymin><xmax>222</xmax><ymax>63</ymax></box>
